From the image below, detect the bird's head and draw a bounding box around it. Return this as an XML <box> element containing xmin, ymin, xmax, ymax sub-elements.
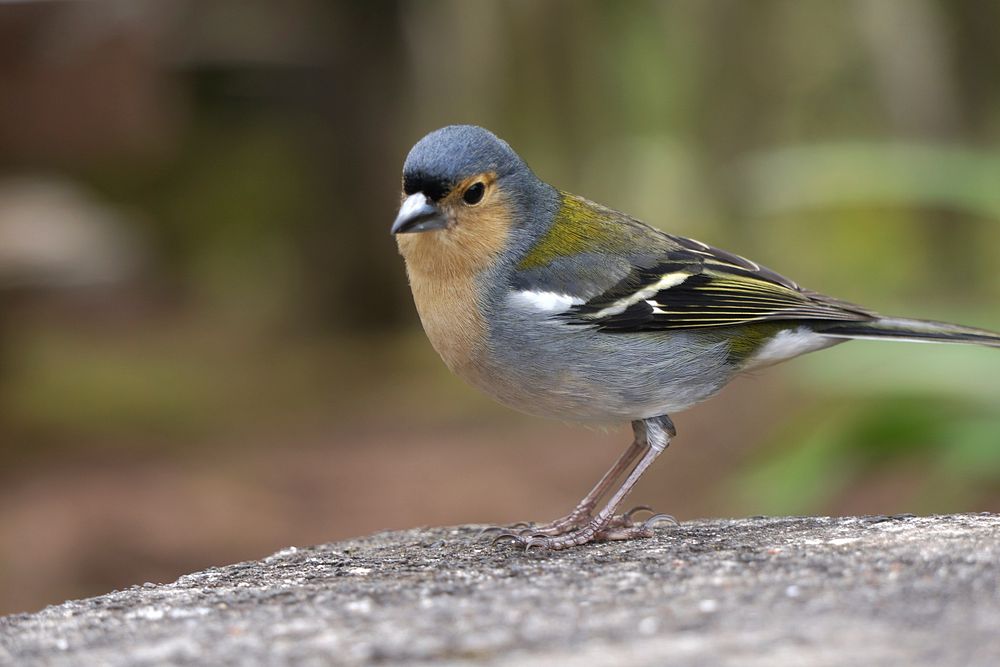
<box><xmin>392</xmin><ymin>126</ymin><xmax>554</xmax><ymax>274</ymax></box>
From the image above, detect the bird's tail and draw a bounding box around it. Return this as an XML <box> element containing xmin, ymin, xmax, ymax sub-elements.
<box><xmin>815</xmin><ymin>317</ymin><xmax>1000</xmax><ymax>348</ymax></box>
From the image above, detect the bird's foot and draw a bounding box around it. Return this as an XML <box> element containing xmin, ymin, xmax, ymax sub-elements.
<box><xmin>513</xmin><ymin>506</ymin><xmax>594</xmax><ymax>536</ymax></box>
<box><xmin>478</xmin><ymin>505</ymin><xmax>595</xmax><ymax>538</ymax></box>
<box><xmin>490</xmin><ymin>507</ymin><xmax>677</xmax><ymax>551</ymax></box>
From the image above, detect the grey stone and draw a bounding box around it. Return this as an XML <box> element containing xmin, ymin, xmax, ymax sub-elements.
<box><xmin>2</xmin><ymin>514</ymin><xmax>999</xmax><ymax>666</ymax></box>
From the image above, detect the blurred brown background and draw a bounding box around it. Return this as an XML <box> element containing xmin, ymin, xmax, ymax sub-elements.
<box><xmin>2</xmin><ymin>0</ymin><xmax>1000</xmax><ymax>616</ymax></box>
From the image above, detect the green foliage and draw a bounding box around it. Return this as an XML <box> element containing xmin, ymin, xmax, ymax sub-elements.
<box><xmin>730</xmin><ymin>345</ymin><xmax>1000</xmax><ymax>515</ymax></box>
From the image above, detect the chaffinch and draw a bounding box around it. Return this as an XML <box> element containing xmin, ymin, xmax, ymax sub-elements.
<box><xmin>391</xmin><ymin>125</ymin><xmax>1000</xmax><ymax>550</ymax></box>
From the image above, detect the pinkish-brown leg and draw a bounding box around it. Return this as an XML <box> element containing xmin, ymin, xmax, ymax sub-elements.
<box><xmin>493</xmin><ymin>416</ymin><xmax>678</xmax><ymax>550</ymax></box>
<box><xmin>525</xmin><ymin>434</ymin><xmax>646</xmax><ymax>535</ymax></box>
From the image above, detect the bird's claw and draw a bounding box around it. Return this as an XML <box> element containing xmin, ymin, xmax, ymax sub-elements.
<box><xmin>522</xmin><ymin>535</ymin><xmax>552</xmax><ymax>552</ymax></box>
<box><xmin>622</xmin><ymin>504</ymin><xmax>655</xmax><ymax>521</ymax></box>
<box><xmin>490</xmin><ymin>531</ymin><xmax>552</xmax><ymax>551</ymax></box>
<box><xmin>605</xmin><ymin>505</ymin><xmax>677</xmax><ymax>531</ymax></box>
<box><xmin>490</xmin><ymin>529</ymin><xmax>586</xmax><ymax>552</ymax></box>
<box><xmin>489</xmin><ymin>531</ymin><xmax>524</xmax><ymax>546</ymax></box>
<box><xmin>478</xmin><ymin>521</ymin><xmax>534</xmax><ymax>539</ymax></box>
<box><xmin>643</xmin><ymin>512</ymin><xmax>679</xmax><ymax>528</ymax></box>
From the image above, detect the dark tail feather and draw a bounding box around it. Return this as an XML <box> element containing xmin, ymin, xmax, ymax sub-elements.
<box><xmin>816</xmin><ymin>317</ymin><xmax>1000</xmax><ymax>349</ymax></box>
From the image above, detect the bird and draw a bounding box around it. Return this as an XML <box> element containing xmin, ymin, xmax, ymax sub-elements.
<box><xmin>391</xmin><ymin>124</ymin><xmax>1000</xmax><ymax>550</ymax></box>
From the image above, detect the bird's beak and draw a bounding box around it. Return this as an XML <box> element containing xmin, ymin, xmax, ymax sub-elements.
<box><xmin>391</xmin><ymin>193</ymin><xmax>447</xmax><ymax>234</ymax></box>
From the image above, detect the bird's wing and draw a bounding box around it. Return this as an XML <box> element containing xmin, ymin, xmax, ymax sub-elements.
<box><xmin>562</xmin><ymin>234</ymin><xmax>876</xmax><ymax>332</ymax></box>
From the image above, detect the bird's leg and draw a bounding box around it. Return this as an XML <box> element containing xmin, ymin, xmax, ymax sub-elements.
<box><xmin>520</xmin><ymin>434</ymin><xmax>646</xmax><ymax>536</ymax></box>
<box><xmin>494</xmin><ymin>415</ymin><xmax>676</xmax><ymax>550</ymax></box>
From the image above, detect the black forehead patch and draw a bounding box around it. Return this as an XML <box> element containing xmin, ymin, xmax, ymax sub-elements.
<box><xmin>403</xmin><ymin>172</ymin><xmax>452</xmax><ymax>202</ymax></box>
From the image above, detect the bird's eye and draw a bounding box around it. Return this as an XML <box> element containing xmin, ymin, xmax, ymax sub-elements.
<box><xmin>462</xmin><ymin>182</ymin><xmax>485</xmax><ymax>205</ymax></box>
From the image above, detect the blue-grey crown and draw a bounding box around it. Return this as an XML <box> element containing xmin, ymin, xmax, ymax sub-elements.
<box><xmin>402</xmin><ymin>125</ymin><xmax>530</xmax><ymax>201</ymax></box>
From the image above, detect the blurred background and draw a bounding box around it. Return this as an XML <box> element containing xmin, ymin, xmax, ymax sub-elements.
<box><xmin>2</xmin><ymin>0</ymin><xmax>1000</xmax><ymax>615</ymax></box>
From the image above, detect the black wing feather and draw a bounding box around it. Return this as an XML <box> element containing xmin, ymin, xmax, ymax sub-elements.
<box><xmin>565</xmin><ymin>238</ymin><xmax>875</xmax><ymax>331</ymax></box>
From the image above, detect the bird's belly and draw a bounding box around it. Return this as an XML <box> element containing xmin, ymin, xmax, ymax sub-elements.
<box><xmin>466</xmin><ymin>313</ymin><xmax>737</xmax><ymax>422</ymax></box>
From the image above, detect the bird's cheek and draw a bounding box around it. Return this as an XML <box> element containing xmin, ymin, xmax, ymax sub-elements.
<box><xmin>441</xmin><ymin>210</ymin><xmax>468</xmax><ymax>234</ymax></box>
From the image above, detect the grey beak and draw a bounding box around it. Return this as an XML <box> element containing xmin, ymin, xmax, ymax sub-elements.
<box><xmin>391</xmin><ymin>193</ymin><xmax>447</xmax><ymax>234</ymax></box>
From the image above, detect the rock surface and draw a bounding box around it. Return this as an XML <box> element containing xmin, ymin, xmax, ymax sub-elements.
<box><xmin>2</xmin><ymin>514</ymin><xmax>999</xmax><ymax>666</ymax></box>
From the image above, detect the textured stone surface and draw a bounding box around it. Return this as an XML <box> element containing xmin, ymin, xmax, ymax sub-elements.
<box><xmin>2</xmin><ymin>514</ymin><xmax>999</xmax><ymax>666</ymax></box>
